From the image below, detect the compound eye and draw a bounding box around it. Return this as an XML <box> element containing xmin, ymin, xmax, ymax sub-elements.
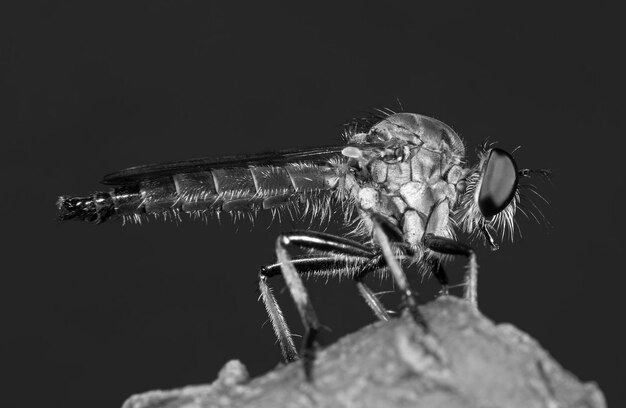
<box><xmin>478</xmin><ymin>148</ymin><xmax>518</xmax><ymax>218</ymax></box>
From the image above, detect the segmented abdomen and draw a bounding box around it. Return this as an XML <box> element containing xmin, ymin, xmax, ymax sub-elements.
<box><xmin>58</xmin><ymin>163</ymin><xmax>344</xmax><ymax>223</ymax></box>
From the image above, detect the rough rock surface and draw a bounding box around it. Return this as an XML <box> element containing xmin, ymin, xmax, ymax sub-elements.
<box><xmin>121</xmin><ymin>297</ymin><xmax>606</xmax><ymax>408</ymax></box>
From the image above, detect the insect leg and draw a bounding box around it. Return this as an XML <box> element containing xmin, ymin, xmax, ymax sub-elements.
<box><xmin>370</xmin><ymin>213</ymin><xmax>426</xmax><ymax>326</ymax></box>
<box><xmin>258</xmin><ymin>271</ymin><xmax>298</xmax><ymax>363</ymax></box>
<box><xmin>263</xmin><ymin>255</ymin><xmax>390</xmax><ymax>322</ymax></box>
<box><xmin>354</xmin><ymin>278</ymin><xmax>391</xmax><ymax>321</ymax></box>
<box><xmin>422</xmin><ymin>233</ymin><xmax>478</xmax><ymax>306</ymax></box>
<box><xmin>260</xmin><ymin>257</ymin><xmax>361</xmax><ymax>364</ymax></box>
<box><xmin>426</xmin><ymin>257</ymin><xmax>450</xmax><ymax>296</ymax></box>
<box><xmin>273</xmin><ymin>231</ymin><xmax>377</xmax><ymax>380</ymax></box>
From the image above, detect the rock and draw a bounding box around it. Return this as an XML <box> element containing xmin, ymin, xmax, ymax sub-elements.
<box><xmin>121</xmin><ymin>297</ymin><xmax>606</xmax><ymax>408</ymax></box>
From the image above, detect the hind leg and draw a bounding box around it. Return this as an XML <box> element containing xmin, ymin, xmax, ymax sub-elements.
<box><xmin>263</xmin><ymin>230</ymin><xmax>379</xmax><ymax>380</ymax></box>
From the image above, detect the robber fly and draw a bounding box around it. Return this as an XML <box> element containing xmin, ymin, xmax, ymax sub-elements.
<box><xmin>58</xmin><ymin>112</ymin><xmax>549</xmax><ymax>379</ymax></box>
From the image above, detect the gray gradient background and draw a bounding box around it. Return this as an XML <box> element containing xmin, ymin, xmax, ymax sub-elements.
<box><xmin>3</xmin><ymin>2</ymin><xmax>624</xmax><ymax>407</ymax></box>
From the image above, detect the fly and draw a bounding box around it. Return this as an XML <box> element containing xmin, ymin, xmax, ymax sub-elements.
<box><xmin>57</xmin><ymin>111</ymin><xmax>550</xmax><ymax>380</ymax></box>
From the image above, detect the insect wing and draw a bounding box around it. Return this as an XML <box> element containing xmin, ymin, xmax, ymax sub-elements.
<box><xmin>102</xmin><ymin>146</ymin><xmax>352</xmax><ymax>185</ymax></box>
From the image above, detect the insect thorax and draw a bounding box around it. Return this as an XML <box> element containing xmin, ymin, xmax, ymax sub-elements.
<box><xmin>346</xmin><ymin>113</ymin><xmax>468</xmax><ymax>249</ymax></box>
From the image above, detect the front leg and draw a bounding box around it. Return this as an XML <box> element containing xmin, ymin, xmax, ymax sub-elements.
<box><xmin>426</xmin><ymin>256</ymin><xmax>450</xmax><ymax>297</ymax></box>
<box><xmin>423</xmin><ymin>233</ymin><xmax>478</xmax><ymax>306</ymax></box>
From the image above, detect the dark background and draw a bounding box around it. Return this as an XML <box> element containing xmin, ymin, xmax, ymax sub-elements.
<box><xmin>2</xmin><ymin>2</ymin><xmax>624</xmax><ymax>407</ymax></box>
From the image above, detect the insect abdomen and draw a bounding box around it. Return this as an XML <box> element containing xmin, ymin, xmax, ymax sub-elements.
<box><xmin>57</xmin><ymin>164</ymin><xmax>341</xmax><ymax>223</ymax></box>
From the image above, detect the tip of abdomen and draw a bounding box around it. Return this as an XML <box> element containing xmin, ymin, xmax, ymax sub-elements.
<box><xmin>56</xmin><ymin>194</ymin><xmax>114</xmax><ymax>223</ymax></box>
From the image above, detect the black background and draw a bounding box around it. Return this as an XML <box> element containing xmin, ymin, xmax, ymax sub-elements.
<box><xmin>3</xmin><ymin>2</ymin><xmax>624</xmax><ymax>407</ymax></box>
